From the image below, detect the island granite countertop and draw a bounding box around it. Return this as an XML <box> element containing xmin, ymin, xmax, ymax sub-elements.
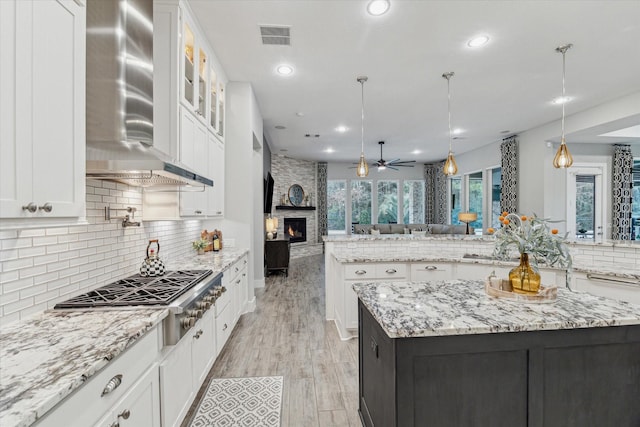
<box><xmin>0</xmin><ymin>247</ymin><xmax>249</xmax><ymax>427</ymax></box>
<box><xmin>353</xmin><ymin>280</ymin><xmax>640</xmax><ymax>339</ymax></box>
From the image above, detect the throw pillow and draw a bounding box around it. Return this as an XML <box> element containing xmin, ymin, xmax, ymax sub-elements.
<box><xmin>370</xmin><ymin>229</ymin><xmax>381</xmax><ymax>236</ymax></box>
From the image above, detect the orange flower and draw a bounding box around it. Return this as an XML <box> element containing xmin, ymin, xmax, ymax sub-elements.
<box><xmin>502</xmin><ymin>211</ymin><xmax>509</xmax><ymax>217</ymax></box>
<box><xmin>520</xmin><ymin>215</ymin><xmax>527</xmax><ymax>221</ymax></box>
<box><xmin>487</xmin><ymin>227</ymin><xmax>495</xmax><ymax>234</ymax></box>
<box><xmin>498</xmin><ymin>216</ymin><xmax>504</xmax><ymax>222</ymax></box>
<box><xmin>551</xmin><ymin>229</ymin><xmax>558</xmax><ymax>234</ymax></box>
<box><xmin>503</xmin><ymin>219</ymin><xmax>510</xmax><ymax>225</ymax></box>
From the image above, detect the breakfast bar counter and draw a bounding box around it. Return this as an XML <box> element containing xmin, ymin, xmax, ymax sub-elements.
<box><xmin>353</xmin><ymin>280</ymin><xmax>640</xmax><ymax>427</ymax></box>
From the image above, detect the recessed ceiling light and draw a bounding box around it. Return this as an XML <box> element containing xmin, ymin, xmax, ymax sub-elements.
<box><xmin>411</xmin><ymin>149</ymin><xmax>421</xmax><ymax>155</ymax></box>
<box><xmin>276</xmin><ymin>64</ymin><xmax>294</xmax><ymax>75</ymax></box>
<box><xmin>467</xmin><ymin>35</ymin><xmax>490</xmax><ymax>47</ymax></box>
<box><xmin>500</xmin><ymin>130</ymin><xmax>511</xmax><ymax>134</ymax></box>
<box><xmin>325</xmin><ymin>147</ymin><xmax>335</xmax><ymax>153</ymax></box>
<box><xmin>552</xmin><ymin>96</ymin><xmax>572</xmax><ymax>105</ymax></box>
<box><xmin>336</xmin><ymin>126</ymin><xmax>348</xmax><ymax>133</ymax></box>
<box><xmin>452</xmin><ymin>128</ymin><xmax>463</xmax><ymax>135</ymax></box>
<box><xmin>275</xmin><ymin>125</ymin><xmax>286</xmax><ymax>130</ymax></box>
<box><xmin>295</xmin><ymin>112</ymin><xmax>304</xmax><ymax>117</ymax></box>
<box><xmin>367</xmin><ymin>0</ymin><xmax>390</xmax><ymax>16</ymax></box>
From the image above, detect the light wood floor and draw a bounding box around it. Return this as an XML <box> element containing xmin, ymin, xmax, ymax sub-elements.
<box><xmin>182</xmin><ymin>254</ymin><xmax>361</xmax><ymax>427</ymax></box>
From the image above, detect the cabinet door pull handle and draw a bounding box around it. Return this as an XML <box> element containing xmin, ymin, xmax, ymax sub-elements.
<box><xmin>118</xmin><ymin>409</ymin><xmax>130</xmax><ymax>420</ymax></box>
<box><xmin>22</xmin><ymin>202</ymin><xmax>37</xmax><ymax>213</ymax></box>
<box><xmin>235</xmin><ymin>279</ymin><xmax>241</xmax><ymax>284</ymax></box>
<box><xmin>216</xmin><ymin>211</ymin><xmax>222</xmax><ymax>215</ymax></box>
<box><xmin>194</xmin><ymin>329</ymin><xmax>203</xmax><ymax>339</ymax></box>
<box><xmin>355</xmin><ymin>270</ymin><xmax>367</xmax><ymax>275</ymax></box>
<box><xmin>425</xmin><ymin>265</ymin><xmax>437</xmax><ymax>271</ymax></box>
<box><xmin>222</xmin><ymin>323</ymin><xmax>228</xmax><ymax>331</ymax></box>
<box><xmin>385</xmin><ymin>269</ymin><xmax>397</xmax><ymax>274</ymax></box>
<box><xmin>38</xmin><ymin>203</ymin><xmax>53</xmax><ymax>213</ymax></box>
<box><xmin>195</xmin><ymin>210</ymin><xmax>202</xmax><ymax>214</ymax></box>
<box><xmin>101</xmin><ymin>374</ymin><xmax>123</xmax><ymax>397</ymax></box>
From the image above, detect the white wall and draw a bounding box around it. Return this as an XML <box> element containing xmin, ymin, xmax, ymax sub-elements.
<box><xmin>224</xmin><ymin>82</ymin><xmax>264</xmax><ymax>293</ymax></box>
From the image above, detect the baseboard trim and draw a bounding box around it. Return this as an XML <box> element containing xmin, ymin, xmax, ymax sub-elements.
<box><xmin>253</xmin><ymin>278</ymin><xmax>265</xmax><ymax>289</ymax></box>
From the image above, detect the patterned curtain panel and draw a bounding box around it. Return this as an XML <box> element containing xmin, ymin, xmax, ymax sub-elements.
<box><xmin>500</xmin><ymin>136</ymin><xmax>518</xmax><ymax>214</ymax></box>
<box><xmin>434</xmin><ymin>161</ymin><xmax>448</xmax><ymax>224</ymax></box>
<box><xmin>423</xmin><ymin>164</ymin><xmax>437</xmax><ymax>224</ymax></box>
<box><xmin>612</xmin><ymin>145</ymin><xmax>633</xmax><ymax>240</ymax></box>
<box><xmin>317</xmin><ymin>162</ymin><xmax>328</xmax><ymax>242</ymax></box>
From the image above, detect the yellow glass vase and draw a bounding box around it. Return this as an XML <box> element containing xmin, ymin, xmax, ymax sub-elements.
<box><xmin>509</xmin><ymin>253</ymin><xmax>541</xmax><ymax>294</ymax></box>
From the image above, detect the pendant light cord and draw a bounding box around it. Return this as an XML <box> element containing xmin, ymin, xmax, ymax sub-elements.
<box><xmin>447</xmin><ymin>76</ymin><xmax>452</xmax><ymax>152</ymax></box>
<box><xmin>561</xmin><ymin>48</ymin><xmax>566</xmax><ymax>143</ymax></box>
<box><xmin>360</xmin><ymin>80</ymin><xmax>365</xmax><ymax>154</ymax></box>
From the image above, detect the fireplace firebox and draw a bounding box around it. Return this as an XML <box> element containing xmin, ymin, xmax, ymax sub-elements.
<box><xmin>284</xmin><ymin>218</ymin><xmax>306</xmax><ymax>243</ymax></box>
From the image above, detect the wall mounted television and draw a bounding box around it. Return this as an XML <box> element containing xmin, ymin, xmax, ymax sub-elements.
<box><xmin>264</xmin><ymin>172</ymin><xmax>274</xmax><ymax>214</ymax></box>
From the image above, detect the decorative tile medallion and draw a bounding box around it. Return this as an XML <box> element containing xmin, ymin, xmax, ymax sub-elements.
<box><xmin>189</xmin><ymin>376</ymin><xmax>283</xmax><ymax>427</ymax></box>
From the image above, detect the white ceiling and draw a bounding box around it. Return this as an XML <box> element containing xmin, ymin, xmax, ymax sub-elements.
<box><xmin>189</xmin><ymin>0</ymin><xmax>640</xmax><ymax>164</ymax></box>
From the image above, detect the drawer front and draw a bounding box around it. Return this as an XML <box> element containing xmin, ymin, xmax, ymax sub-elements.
<box><xmin>214</xmin><ymin>288</ymin><xmax>231</xmax><ymax>317</ymax></box>
<box><xmin>374</xmin><ymin>263</ymin><xmax>407</xmax><ymax>280</ymax></box>
<box><xmin>411</xmin><ymin>263</ymin><xmax>452</xmax><ymax>281</ymax></box>
<box><xmin>37</xmin><ymin>327</ymin><xmax>160</xmax><ymax>427</ymax></box>
<box><xmin>215</xmin><ymin>303</ymin><xmax>234</xmax><ymax>356</ymax></box>
<box><xmin>344</xmin><ymin>264</ymin><xmax>375</xmax><ymax>280</ymax></box>
<box><xmin>223</xmin><ymin>255</ymin><xmax>248</xmax><ymax>286</ymax></box>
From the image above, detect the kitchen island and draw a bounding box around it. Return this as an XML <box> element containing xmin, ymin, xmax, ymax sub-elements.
<box><xmin>354</xmin><ymin>280</ymin><xmax>640</xmax><ymax>427</ymax></box>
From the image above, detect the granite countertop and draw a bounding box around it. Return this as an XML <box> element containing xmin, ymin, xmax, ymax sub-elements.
<box><xmin>0</xmin><ymin>248</ymin><xmax>249</xmax><ymax>427</ymax></box>
<box><xmin>323</xmin><ymin>234</ymin><xmax>492</xmax><ymax>242</ymax></box>
<box><xmin>0</xmin><ymin>309</ymin><xmax>168</xmax><ymax>427</ymax></box>
<box><xmin>353</xmin><ymin>280</ymin><xmax>640</xmax><ymax>339</ymax></box>
<box><xmin>167</xmin><ymin>247</ymin><xmax>249</xmax><ymax>276</ymax></box>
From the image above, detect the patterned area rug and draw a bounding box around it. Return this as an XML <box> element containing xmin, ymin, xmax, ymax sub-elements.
<box><xmin>189</xmin><ymin>376</ymin><xmax>283</xmax><ymax>427</ymax></box>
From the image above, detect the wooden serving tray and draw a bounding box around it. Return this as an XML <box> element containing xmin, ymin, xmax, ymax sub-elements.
<box><xmin>484</xmin><ymin>280</ymin><xmax>557</xmax><ymax>303</ymax></box>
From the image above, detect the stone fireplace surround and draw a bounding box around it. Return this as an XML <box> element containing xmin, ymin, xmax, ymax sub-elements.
<box><xmin>269</xmin><ymin>155</ymin><xmax>323</xmax><ymax>259</ymax></box>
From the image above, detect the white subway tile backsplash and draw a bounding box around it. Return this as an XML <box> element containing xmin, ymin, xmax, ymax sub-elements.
<box><xmin>3</xmin><ymin>297</ymin><xmax>34</xmax><ymax>315</ymax></box>
<box><xmin>3</xmin><ymin>258</ymin><xmax>34</xmax><ymax>272</ymax></box>
<box><xmin>34</xmin><ymin>272</ymin><xmax>59</xmax><ymax>286</ymax></box>
<box><xmin>33</xmin><ymin>254</ymin><xmax>59</xmax><ymax>267</ymax></box>
<box><xmin>19</xmin><ymin>265</ymin><xmax>47</xmax><ymax>279</ymax></box>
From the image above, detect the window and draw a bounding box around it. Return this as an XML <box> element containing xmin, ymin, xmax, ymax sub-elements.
<box><xmin>403</xmin><ymin>180</ymin><xmax>425</xmax><ymax>224</ymax></box>
<box><xmin>467</xmin><ymin>171</ymin><xmax>483</xmax><ymax>230</ymax></box>
<box><xmin>351</xmin><ymin>180</ymin><xmax>372</xmax><ymax>225</ymax></box>
<box><xmin>327</xmin><ymin>180</ymin><xmax>346</xmax><ymax>233</ymax></box>
<box><xmin>576</xmin><ymin>175</ymin><xmax>596</xmax><ymax>238</ymax></box>
<box><xmin>490</xmin><ymin>167</ymin><xmax>502</xmax><ymax>229</ymax></box>
<box><xmin>567</xmin><ymin>164</ymin><xmax>604</xmax><ymax>240</ymax></box>
<box><xmin>377</xmin><ymin>180</ymin><xmax>398</xmax><ymax>224</ymax></box>
<box><xmin>450</xmin><ymin>177</ymin><xmax>461</xmax><ymax>224</ymax></box>
<box><xmin>632</xmin><ymin>159</ymin><xmax>640</xmax><ymax>239</ymax></box>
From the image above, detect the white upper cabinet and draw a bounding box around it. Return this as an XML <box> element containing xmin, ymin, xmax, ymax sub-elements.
<box><xmin>0</xmin><ymin>0</ymin><xmax>86</xmax><ymax>223</ymax></box>
<box><xmin>152</xmin><ymin>0</ymin><xmax>227</xmax><ymax>219</ymax></box>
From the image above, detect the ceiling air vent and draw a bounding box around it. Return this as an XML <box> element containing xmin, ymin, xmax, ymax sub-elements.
<box><xmin>260</xmin><ymin>25</ymin><xmax>291</xmax><ymax>46</ymax></box>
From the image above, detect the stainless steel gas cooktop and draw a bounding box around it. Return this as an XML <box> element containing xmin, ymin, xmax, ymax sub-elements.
<box><xmin>54</xmin><ymin>270</ymin><xmax>213</xmax><ymax>308</ymax></box>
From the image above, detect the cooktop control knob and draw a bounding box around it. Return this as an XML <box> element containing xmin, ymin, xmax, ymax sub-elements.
<box><xmin>203</xmin><ymin>296</ymin><xmax>215</xmax><ymax>304</ymax></box>
<box><xmin>196</xmin><ymin>301</ymin><xmax>211</xmax><ymax>310</ymax></box>
<box><xmin>181</xmin><ymin>317</ymin><xmax>195</xmax><ymax>329</ymax></box>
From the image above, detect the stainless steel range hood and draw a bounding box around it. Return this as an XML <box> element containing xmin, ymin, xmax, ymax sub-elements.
<box><xmin>85</xmin><ymin>0</ymin><xmax>212</xmax><ymax>187</ymax></box>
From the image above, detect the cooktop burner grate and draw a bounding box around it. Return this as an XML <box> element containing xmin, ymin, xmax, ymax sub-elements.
<box><xmin>54</xmin><ymin>270</ymin><xmax>213</xmax><ymax>308</ymax></box>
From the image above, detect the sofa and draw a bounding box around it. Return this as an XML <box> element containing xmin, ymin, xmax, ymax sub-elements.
<box><xmin>352</xmin><ymin>223</ymin><xmax>472</xmax><ymax>235</ymax></box>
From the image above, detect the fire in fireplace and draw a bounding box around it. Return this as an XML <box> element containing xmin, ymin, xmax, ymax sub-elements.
<box><xmin>284</xmin><ymin>218</ymin><xmax>306</xmax><ymax>243</ymax></box>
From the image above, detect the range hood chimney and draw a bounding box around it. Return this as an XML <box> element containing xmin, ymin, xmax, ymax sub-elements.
<box><xmin>85</xmin><ymin>0</ymin><xmax>212</xmax><ymax>187</ymax></box>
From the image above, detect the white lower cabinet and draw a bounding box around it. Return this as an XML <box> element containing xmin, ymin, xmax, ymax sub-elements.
<box><xmin>342</xmin><ymin>263</ymin><xmax>408</xmax><ymax>332</ymax></box>
<box><xmin>411</xmin><ymin>262</ymin><xmax>453</xmax><ymax>281</ymax></box>
<box><xmin>34</xmin><ymin>327</ymin><xmax>162</xmax><ymax>427</ymax></box>
<box><xmin>572</xmin><ymin>272</ymin><xmax>640</xmax><ymax>305</ymax></box>
<box><xmin>159</xmin><ymin>308</ymin><xmax>215</xmax><ymax>427</ymax></box>
<box><xmin>97</xmin><ymin>365</ymin><xmax>160</xmax><ymax>427</ymax></box>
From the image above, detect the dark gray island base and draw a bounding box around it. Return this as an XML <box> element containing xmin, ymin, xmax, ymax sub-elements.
<box><xmin>354</xmin><ymin>281</ymin><xmax>640</xmax><ymax>427</ymax></box>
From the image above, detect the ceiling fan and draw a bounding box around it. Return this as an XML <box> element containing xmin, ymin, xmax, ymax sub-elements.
<box><xmin>372</xmin><ymin>141</ymin><xmax>416</xmax><ymax>171</ymax></box>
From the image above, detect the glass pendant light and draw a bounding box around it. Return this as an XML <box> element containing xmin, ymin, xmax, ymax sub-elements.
<box><xmin>356</xmin><ymin>76</ymin><xmax>369</xmax><ymax>177</ymax></box>
<box><xmin>442</xmin><ymin>72</ymin><xmax>458</xmax><ymax>176</ymax></box>
<box><xmin>553</xmin><ymin>43</ymin><xmax>574</xmax><ymax>169</ymax></box>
